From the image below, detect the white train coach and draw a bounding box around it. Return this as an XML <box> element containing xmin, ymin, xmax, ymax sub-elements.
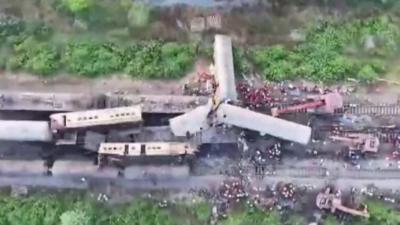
<box><xmin>50</xmin><ymin>105</ymin><xmax>142</xmax><ymax>132</ymax></box>
<box><xmin>98</xmin><ymin>142</ymin><xmax>197</xmax><ymax>157</ymax></box>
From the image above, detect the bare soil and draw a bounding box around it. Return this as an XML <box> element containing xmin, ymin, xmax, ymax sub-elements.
<box><xmin>0</xmin><ymin>72</ymin><xmax>186</xmax><ymax>95</ymax></box>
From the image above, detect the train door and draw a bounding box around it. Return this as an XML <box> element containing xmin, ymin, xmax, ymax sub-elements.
<box><xmin>124</xmin><ymin>144</ymin><xmax>129</xmax><ymax>156</ymax></box>
<box><xmin>62</xmin><ymin>115</ymin><xmax>67</xmax><ymax>126</ymax></box>
<box><xmin>140</xmin><ymin>144</ymin><xmax>146</xmax><ymax>155</ymax></box>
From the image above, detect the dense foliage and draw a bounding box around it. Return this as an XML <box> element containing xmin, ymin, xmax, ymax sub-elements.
<box><xmin>7</xmin><ymin>37</ymin><xmax>60</xmax><ymax>75</ymax></box>
<box><xmin>63</xmin><ymin>41</ymin><xmax>123</xmax><ymax>76</ymax></box>
<box><xmin>124</xmin><ymin>42</ymin><xmax>195</xmax><ymax>79</ymax></box>
<box><xmin>220</xmin><ymin>208</ymin><xmax>281</xmax><ymax>225</ymax></box>
<box><xmin>0</xmin><ymin>16</ymin><xmax>195</xmax><ymax>78</ymax></box>
<box><xmin>0</xmin><ymin>195</ymin><xmax>398</xmax><ymax>225</ymax></box>
<box><xmin>249</xmin><ymin>16</ymin><xmax>400</xmax><ymax>83</ymax></box>
<box><xmin>0</xmin><ymin>6</ymin><xmax>400</xmax><ymax>82</ymax></box>
<box><xmin>0</xmin><ymin>195</ymin><xmax>185</xmax><ymax>225</ymax></box>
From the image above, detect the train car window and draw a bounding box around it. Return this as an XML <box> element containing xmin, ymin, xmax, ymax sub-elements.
<box><xmin>115</xmin><ymin>114</ymin><xmax>119</xmax><ymax>117</ymax></box>
<box><xmin>157</xmin><ymin>146</ymin><xmax>161</xmax><ymax>150</ymax></box>
<box><xmin>121</xmin><ymin>113</ymin><xmax>125</xmax><ymax>116</ymax></box>
<box><xmin>62</xmin><ymin>115</ymin><xmax>67</xmax><ymax>126</ymax></box>
<box><xmin>94</xmin><ymin>116</ymin><xmax>98</xmax><ymax>119</ymax></box>
<box><xmin>89</xmin><ymin>117</ymin><xmax>93</xmax><ymax>120</ymax></box>
<box><xmin>140</xmin><ymin>144</ymin><xmax>146</xmax><ymax>155</ymax></box>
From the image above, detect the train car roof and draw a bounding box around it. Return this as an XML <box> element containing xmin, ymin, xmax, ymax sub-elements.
<box><xmin>214</xmin><ymin>34</ymin><xmax>237</xmax><ymax>101</ymax></box>
<box><xmin>169</xmin><ymin>99</ymin><xmax>213</xmax><ymax>136</ymax></box>
<box><xmin>50</xmin><ymin>105</ymin><xmax>142</xmax><ymax>117</ymax></box>
<box><xmin>216</xmin><ymin>103</ymin><xmax>312</xmax><ymax>145</ymax></box>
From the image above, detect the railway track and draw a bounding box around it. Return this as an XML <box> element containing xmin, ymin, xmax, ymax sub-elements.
<box><xmin>4</xmin><ymin>155</ymin><xmax>400</xmax><ymax>180</ymax></box>
<box><xmin>2</xmin><ymin>162</ymin><xmax>400</xmax><ymax>192</ymax></box>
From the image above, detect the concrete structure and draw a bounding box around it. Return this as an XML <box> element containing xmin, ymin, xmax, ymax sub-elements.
<box><xmin>214</xmin><ymin>35</ymin><xmax>237</xmax><ymax>101</ymax></box>
<box><xmin>105</xmin><ymin>94</ymin><xmax>208</xmax><ymax>113</ymax></box>
<box><xmin>0</xmin><ymin>121</ymin><xmax>52</xmax><ymax>142</ymax></box>
<box><xmin>216</xmin><ymin>104</ymin><xmax>312</xmax><ymax>145</ymax></box>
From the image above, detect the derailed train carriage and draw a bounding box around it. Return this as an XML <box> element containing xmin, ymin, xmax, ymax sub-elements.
<box><xmin>97</xmin><ymin>142</ymin><xmax>198</xmax><ymax>168</ymax></box>
<box><xmin>49</xmin><ymin>106</ymin><xmax>143</xmax><ymax>145</ymax></box>
<box><xmin>49</xmin><ymin>105</ymin><xmax>143</xmax><ymax>133</ymax></box>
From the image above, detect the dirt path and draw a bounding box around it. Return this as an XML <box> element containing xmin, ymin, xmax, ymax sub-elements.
<box><xmin>0</xmin><ymin>73</ymin><xmax>188</xmax><ymax>95</ymax></box>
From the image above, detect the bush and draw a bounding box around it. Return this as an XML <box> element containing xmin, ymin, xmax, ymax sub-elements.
<box><xmin>365</xmin><ymin>200</ymin><xmax>400</xmax><ymax>225</ymax></box>
<box><xmin>8</xmin><ymin>37</ymin><xmax>60</xmax><ymax>75</ymax></box>
<box><xmin>251</xmin><ymin>46</ymin><xmax>296</xmax><ymax>81</ymax></box>
<box><xmin>0</xmin><ymin>196</ymin><xmax>67</xmax><ymax>225</ymax></box>
<box><xmin>233</xmin><ymin>47</ymin><xmax>251</xmax><ymax>76</ymax></box>
<box><xmin>125</xmin><ymin>41</ymin><xmax>195</xmax><ymax>79</ymax></box>
<box><xmin>248</xmin><ymin>16</ymin><xmax>400</xmax><ymax>83</ymax></box>
<box><xmin>60</xmin><ymin>210</ymin><xmax>90</xmax><ymax>225</ymax></box>
<box><xmin>220</xmin><ymin>208</ymin><xmax>281</xmax><ymax>225</ymax></box>
<box><xmin>357</xmin><ymin>65</ymin><xmax>379</xmax><ymax>82</ymax></box>
<box><xmin>63</xmin><ymin>41</ymin><xmax>123</xmax><ymax>76</ymax></box>
<box><xmin>107</xmin><ymin>200</ymin><xmax>179</xmax><ymax>225</ymax></box>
